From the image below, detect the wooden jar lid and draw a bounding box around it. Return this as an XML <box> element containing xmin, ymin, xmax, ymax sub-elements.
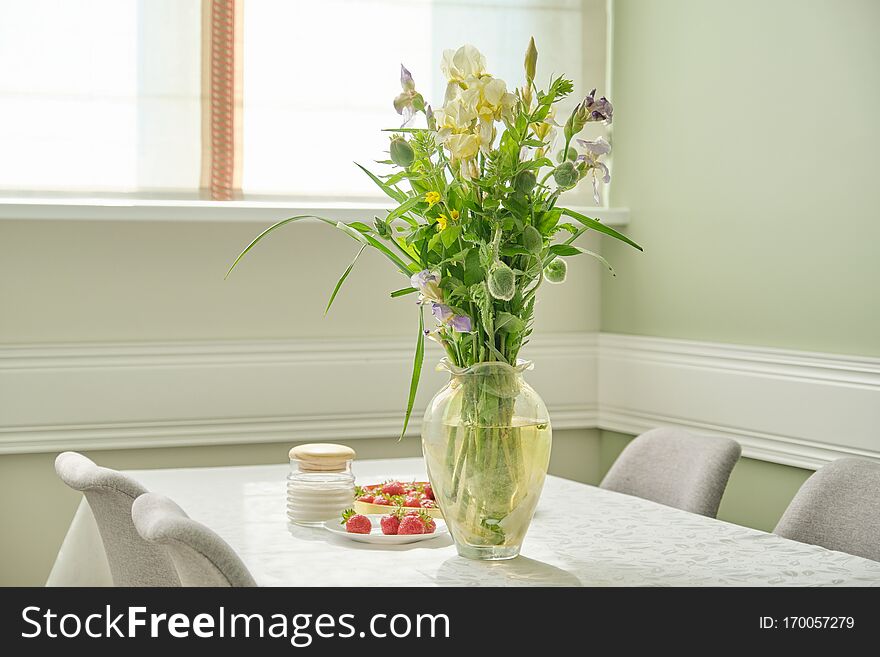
<box><xmin>288</xmin><ymin>443</ymin><xmax>356</xmax><ymax>472</ymax></box>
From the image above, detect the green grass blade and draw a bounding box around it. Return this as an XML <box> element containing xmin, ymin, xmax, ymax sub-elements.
<box><xmin>324</xmin><ymin>244</ymin><xmax>367</xmax><ymax>315</ymax></box>
<box><xmin>390</xmin><ymin>287</ymin><xmax>418</xmax><ymax>298</ymax></box>
<box><xmin>355</xmin><ymin>162</ymin><xmax>407</xmax><ymax>203</ymax></box>
<box><xmin>385</xmin><ymin>195</ymin><xmax>424</xmax><ymax>222</ymax></box>
<box><xmin>560</xmin><ymin>207</ymin><xmax>643</xmax><ymax>251</ymax></box>
<box><xmin>225</xmin><ymin>214</ymin><xmax>336</xmax><ymax>278</ymax></box>
<box><xmin>335</xmin><ymin>222</ymin><xmax>414</xmax><ymax>276</ymax></box>
<box><xmin>399</xmin><ymin>307</ymin><xmax>425</xmax><ymax>440</ymax></box>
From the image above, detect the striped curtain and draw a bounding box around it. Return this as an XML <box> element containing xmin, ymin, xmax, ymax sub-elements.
<box><xmin>200</xmin><ymin>0</ymin><xmax>243</xmax><ymax>200</ymax></box>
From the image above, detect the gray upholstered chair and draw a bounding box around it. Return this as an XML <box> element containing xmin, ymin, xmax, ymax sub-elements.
<box><xmin>773</xmin><ymin>457</ymin><xmax>880</xmax><ymax>562</ymax></box>
<box><xmin>600</xmin><ymin>427</ymin><xmax>741</xmax><ymax>518</ymax></box>
<box><xmin>132</xmin><ymin>492</ymin><xmax>256</xmax><ymax>587</ymax></box>
<box><xmin>54</xmin><ymin>451</ymin><xmax>180</xmax><ymax>586</ymax></box>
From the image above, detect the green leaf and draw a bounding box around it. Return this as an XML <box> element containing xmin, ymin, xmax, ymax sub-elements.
<box><xmin>537</xmin><ymin>208</ymin><xmax>562</xmax><ymax>235</ymax></box>
<box><xmin>440</xmin><ymin>225</ymin><xmax>460</xmax><ymax>249</ymax></box>
<box><xmin>385</xmin><ymin>195</ymin><xmax>424</xmax><ymax>222</ymax></box>
<box><xmin>355</xmin><ymin>162</ymin><xmax>407</xmax><ymax>203</ymax></box>
<box><xmin>381</xmin><ymin>127</ymin><xmax>429</xmax><ymax>134</ymax></box>
<box><xmin>399</xmin><ymin>308</ymin><xmax>425</xmax><ymax>440</ymax></box>
<box><xmin>325</xmin><ymin>244</ymin><xmax>366</xmax><ymax>315</ymax></box>
<box><xmin>544</xmin><ymin>245</ymin><xmax>615</xmax><ymax>275</ymax></box>
<box><xmin>226</xmin><ymin>214</ymin><xmax>337</xmax><ymax>278</ymax></box>
<box><xmin>500</xmin><ymin>245</ymin><xmax>531</xmax><ymax>257</ymax></box>
<box><xmin>334</xmin><ymin>222</ymin><xmax>415</xmax><ymax>275</ymax></box>
<box><xmin>463</xmin><ymin>248</ymin><xmax>485</xmax><ymax>286</ymax></box>
<box><xmin>560</xmin><ymin>207</ymin><xmax>643</xmax><ymax>251</ymax></box>
<box><xmin>496</xmin><ymin>312</ymin><xmax>525</xmax><ymax>333</ymax></box>
<box><xmin>390</xmin><ymin>287</ymin><xmax>418</xmax><ymax>298</ymax></box>
<box><xmin>547</xmin><ymin>244</ymin><xmax>584</xmax><ymax>257</ymax></box>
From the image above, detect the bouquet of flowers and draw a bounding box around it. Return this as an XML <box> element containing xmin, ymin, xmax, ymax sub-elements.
<box><xmin>229</xmin><ymin>39</ymin><xmax>642</xmax><ymax>557</ymax></box>
<box><xmin>230</xmin><ymin>39</ymin><xmax>641</xmax><ymax>435</ymax></box>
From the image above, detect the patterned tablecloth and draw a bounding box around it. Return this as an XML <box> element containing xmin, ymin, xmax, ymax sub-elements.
<box><xmin>47</xmin><ymin>458</ymin><xmax>880</xmax><ymax>587</ymax></box>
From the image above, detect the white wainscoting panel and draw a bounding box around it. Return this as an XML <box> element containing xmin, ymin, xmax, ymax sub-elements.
<box><xmin>3</xmin><ymin>332</ymin><xmax>878</xmax><ymax>469</ymax></box>
<box><xmin>599</xmin><ymin>333</ymin><xmax>880</xmax><ymax>470</ymax></box>
<box><xmin>0</xmin><ymin>334</ymin><xmax>597</xmax><ymax>454</ymax></box>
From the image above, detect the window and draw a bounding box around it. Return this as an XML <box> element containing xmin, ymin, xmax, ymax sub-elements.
<box><xmin>0</xmin><ymin>0</ymin><xmax>593</xmax><ymax>203</ymax></box>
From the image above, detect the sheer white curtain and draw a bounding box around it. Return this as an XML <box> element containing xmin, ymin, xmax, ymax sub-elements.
<box><xmin>243</xmin><ymin>0</ymin><xmax>586</xmax><ymax>200</ymax></box>
<box><xmin>0</xmin><ymin>0</ymin><xmax>201</xmax><ymax>195</ymax></box>
<box><xmin>0</xmin><ymin>0</ymin><xmax>589</xmax><ymax>200</ymax></box>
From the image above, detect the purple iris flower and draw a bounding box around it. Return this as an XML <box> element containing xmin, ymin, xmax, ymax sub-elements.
<box><xmin>582</xmin><ymin>89</ymin><xmax>613</xmax><ymax>124</ymax></box>
<box><xmin>400</xmin><ymin>64</ymin><xmax>415</xmax><ymax>91</ymax></box>
<box><xmin>431</xmin><ymin>302</ymin><xmax>453</xmax><ymax>323</ymax></box>
<box><xmin>449</xmin><ymin>314</ymin><xmax>473</xmax><ymax>333</ymax></box>
<box><xmin>431</xmin><ymin>303</ymin><xmax>472</xmax><ymax>333</ymax></box>
<box><xmin>410</xmin><ymin>269</ymin><xmax>442</xmax><ymax>302</ymax></box>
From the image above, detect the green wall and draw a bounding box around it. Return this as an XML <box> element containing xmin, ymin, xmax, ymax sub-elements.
<box><xmin>598</xmin><ymin>431</ymin><xmax>812</xmax><ymax>532</ymax></box>
<box><xmin>604</xmin><ymin>0</ymin><xmax>880</xmax><ymax>356</ymax></box>
<box><xmin>598</xmin><ymin>0</ymin><xmax>872</xmax><ymax>534</ymax></box>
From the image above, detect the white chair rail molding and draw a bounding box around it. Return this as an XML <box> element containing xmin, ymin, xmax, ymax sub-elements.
<box><xmin>2</xmin><ymin>332</ymin><xmax>878</xmax><ymax>470</ymax></box>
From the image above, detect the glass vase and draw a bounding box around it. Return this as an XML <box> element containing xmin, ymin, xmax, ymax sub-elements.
<box><xmin>421</xmin><ymin>358</ymin><xmax>552</xmax><ymax>560</ymax></box>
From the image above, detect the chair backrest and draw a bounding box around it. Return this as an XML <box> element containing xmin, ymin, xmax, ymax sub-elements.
<box><xmin>132</xmin><ymin>492</ymin><xmax>256</xmax><ymax>587</ymax></box>
<box><xmin>774</xmin><ymin>457</ymin><xmax>880</xmax><ymax>561</ymax></box>
<box><xmin>54</xmin><ymin>451</ymin><xmax>180</xmax><ymax>586</ymax></box>
<box><xmin>600</xmin><ymin>427</ymin><xmax>741</xmax><ymax>517</ymax></box>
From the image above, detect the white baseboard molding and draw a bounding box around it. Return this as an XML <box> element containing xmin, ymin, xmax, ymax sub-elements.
<box><xmin>599</xmin><ymin>334</ymin><xmax>880</xmax><ymax>470</ymax></box>
<box><xmin>2</xmin><ymin>331</ymin><xmax>878</xmax><ymax>470</ymax></box>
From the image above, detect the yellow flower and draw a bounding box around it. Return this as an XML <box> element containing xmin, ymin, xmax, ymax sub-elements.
<box><xmin>425</xmin><ymin>191</ymin><xmax>441</xmax><ymax>206</ymax></box>
<box><xmin>445</xmin><ymin>133</ymin><xmax>480</xmax><ymax>161</ymax></box>
<box><xmin>436</xmin><ymin>214</ymin><xmax>449</xmax><ymax>231</ymax></box>
<box><xmin>450</xmin><ymin>209</ymin><xmax>460</xmax><ymax>221</ymax></box>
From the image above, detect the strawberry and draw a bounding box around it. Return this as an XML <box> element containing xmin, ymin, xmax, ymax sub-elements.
<box><xmin>357</xmin><ymin>494</ymin><xmax>375</xmax><ymax>503</ymax></box>
<box><xmin>341</xmin><ymin>509</ymin><xmax>371</xmax><ymax>534</ymax></box>
<box><xmin>420</xmin><ymin>499</ymin><xmax>436</xmax><ymax>508</ymax></box>
<box><xmin>397</xmin><ymin>515</ymin><xmax>425</xmax><ymax>535</ymax></box>
<box><xmin>423</xmin><ymin>483</ymin><xmax>434</xmax><ymax>500</ymax></box>
<box><xmin>381</xmin><ymin>481</ymin><xmax>406</xmax><ymax>496</ymax></box>
<box><xmin>420</xmin><ymin>511</ymin><xmax>436</xmax><ymax>534</ymax></box>
<box><xmin>403</xmin><ymin>494</ymin><xmax>422</xmax><ymax>507</ymax></box>
<box><xmin>372</xmin><ymin>495</ymin><xmax>392</xmax><ymax>506</ymax></box>
<box><xmin>380</xmin><ymin>514</ymin><xmax>400</xmax><ymax>535</ymax></box>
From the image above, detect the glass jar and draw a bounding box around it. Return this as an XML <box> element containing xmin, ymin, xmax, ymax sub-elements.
<box><xmin>287</xmin><ymin>443</ymin><xmax>356</xmax><ymax>526</ymax></box>
<box><xmin>422</xmin><ymin>358</ymin><xmax>552</xmax><ymax>560</ymax></box>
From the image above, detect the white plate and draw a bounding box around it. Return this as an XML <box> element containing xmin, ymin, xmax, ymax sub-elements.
<box><xmin>324</xmin><ymin>514</ymin><xmax>448</xmax><ymax>545</ymax></box>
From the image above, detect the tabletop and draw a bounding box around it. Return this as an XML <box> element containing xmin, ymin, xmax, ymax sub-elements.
<box><xmin>47</xmin><ymin>457</ymin><xmax>880</xmax><ymax>587</ymax></box>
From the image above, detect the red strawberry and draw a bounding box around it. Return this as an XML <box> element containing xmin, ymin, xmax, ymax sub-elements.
<box><xmin>372</xmin><ymin>495</ymin><xmax>391</xmax><ymax>506</ymax></box>
<box><xmin>403</xmin><ymin>495</ymin><xmax>422</xmax><ymax>507</ymax></box>
<box><xmin>420</xmin><ymin>499</ymin><xmax>436</xmax><ymax>508</ymax></box>
<box><xmin>357</xmin><ymin>494</ymin><xmax>375</xmax><ymax>503</ymax></box>
<box><xmin>341</xmin><ymin>509</ymin><xmax>371</xmax><ymax>534</ymax></box>
<box><xmin>380</xmin><ymin>514</ymin><xmax>400</xmax><ymax>535</ymax></box>
<box><xmin>420</xmin><ymin>511</ymin><xmax>436</xmax><ymax>534</ymax></box>
<box><xmin>423</xmin><ymin>483</ymin><xmax>434</xmax><ymax>500</ymax></box>
<box><xmin>381</xmin><ymin>481</ymin><xmax>406</xmax><ymax>496</ymax></box>
<box><xmin>397</xmin><ymin>515</ymin><xmax>425</xmax><ymax>535</ymax></box>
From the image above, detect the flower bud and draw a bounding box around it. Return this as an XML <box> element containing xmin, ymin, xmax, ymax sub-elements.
<box><xmin>487</xmin><ymin>261</ymin><xmax>516</xmax><ymax>301</ymax></box>
<box><xmin>514</xmin><ymin>170</ymin><xmax>536</xmax><ymax>194</ymax></box>
<box><xmin>524</xmin><ymin>37</ymin><xmax>538</xmax><ymax>84</ymax></box>
<box><xmin>544</xmin><ymin>258</ymin><xmax>567</xmax><ymax>284</ymax></box>
<box><xmin>557</xmin><ymin>147</ymin><xmax>578</xmax><ymax>163</ymax></box>
<box><xmin>390</xmin><ymin>136</ymin><xmax>415</xmax><ymax>168</ymax></box>
<box><xmin>553</xmin><ymin>161</ymin><xmax>578</xmax><ymax>188</ymax></box>
<box><xmin>523</xmin><ymin>225</ymin><xmax>543</xmax><ymax>254</ymax></box>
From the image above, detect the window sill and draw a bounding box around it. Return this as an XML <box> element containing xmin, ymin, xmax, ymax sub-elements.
<box><xmin>0</xmin><ymin>195</ymin><xmax>630</xmax><ymax>226</ymax></box>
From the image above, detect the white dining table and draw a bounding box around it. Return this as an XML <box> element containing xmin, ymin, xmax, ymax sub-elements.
<box><xmin>47</xmin><ymin>457</ymin><xmax>880</xmax><ymax>587</ymax></box>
